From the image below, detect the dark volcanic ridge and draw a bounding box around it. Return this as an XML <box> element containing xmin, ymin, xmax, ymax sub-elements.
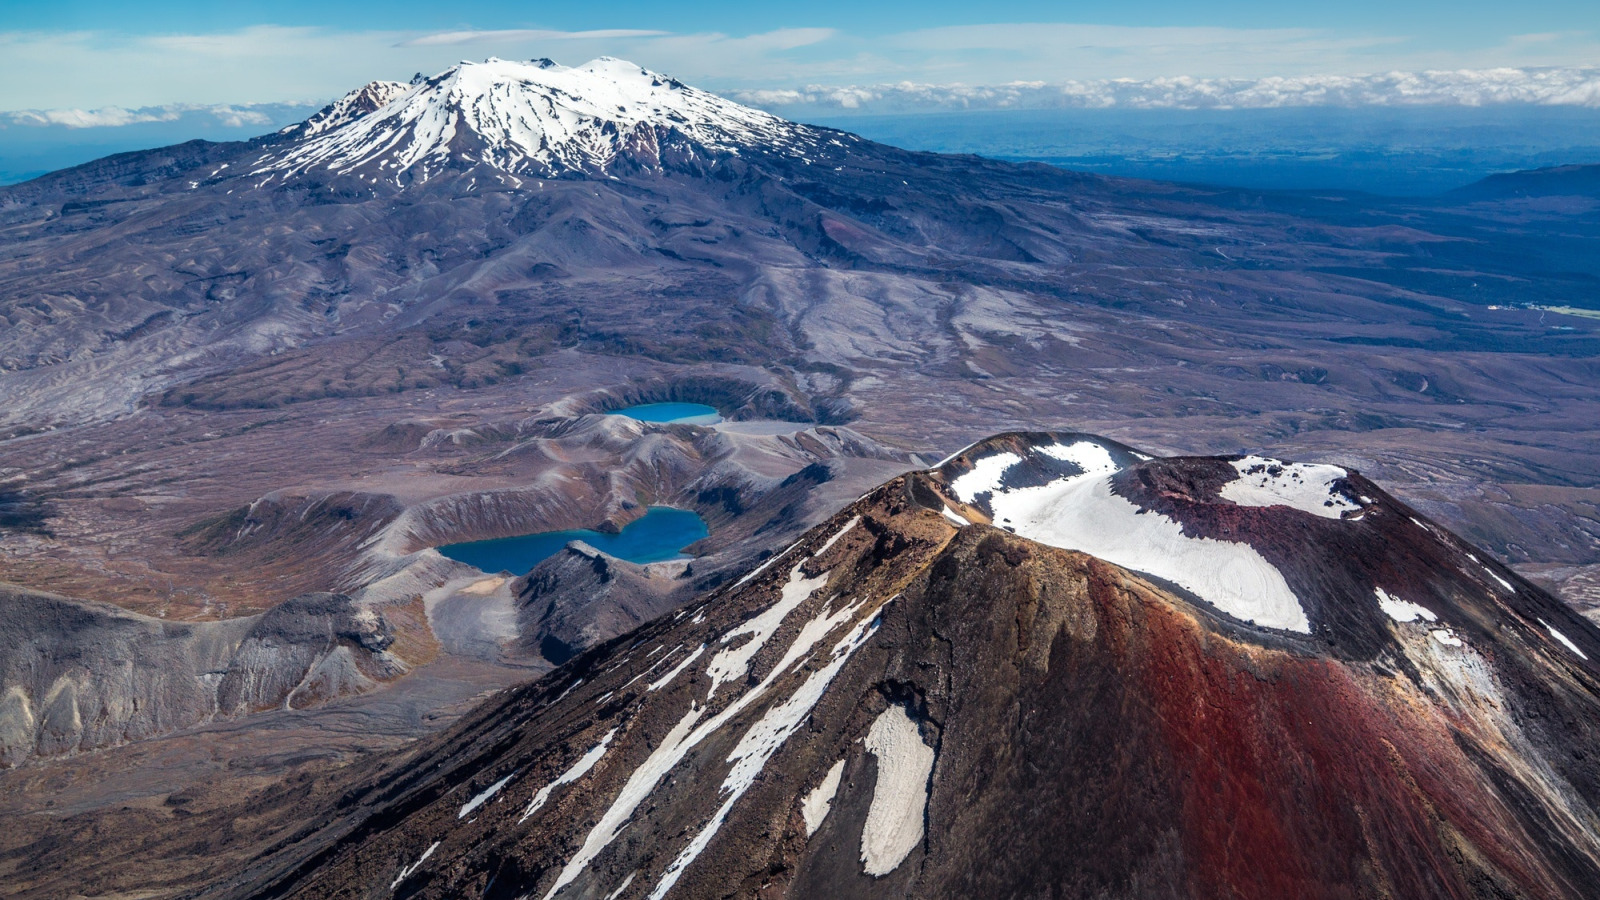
<box><xmin>25</xmin><ymin>432</ymin><xmax>1596</xmax><ymax>900</ymax></box>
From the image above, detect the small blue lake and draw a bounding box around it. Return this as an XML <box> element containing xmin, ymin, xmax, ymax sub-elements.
<box><xmin>436</xmin><ymin>506</ymin><xmax>709</xmax><ymax>574</ymax></box>
<box><xmin>610</xmin><ymin>402</ymin><xmax>722</xmax><ymax>425</ymax></box>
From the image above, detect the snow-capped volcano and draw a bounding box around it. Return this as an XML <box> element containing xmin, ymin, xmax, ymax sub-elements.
<box><xmin>255</xmin><ymin>57</ymin><xmax>816</xmax><ymax>183</ymax></box>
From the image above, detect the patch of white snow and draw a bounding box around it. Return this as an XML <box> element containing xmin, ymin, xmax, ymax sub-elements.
<box><xmin>522</xmin><ymin>729</ymin><xmax>619</xmax><ymax>821</ymax></box>
<box><xmin>803</xmin><ymin>759</ymin><xmax>847</xmax><ymax>836</ymax></box>
<box><xmin>1037</xmin><ymin>440</ymin><xmax>1120</xmax><ymax>476</ymax></box>
<box><xmin>648</xmin><ymin>645</ymin><xmax>706</xmax><ymax>692</ymax></box>
<box><xmin>1376</xmin><ymin>587</ymin><xmax>1437</xmax><ymax>623</ymax></box>
<box><xmin>391</xmin><ymin>840</ymin><xmax>440</xmax><ymax>890</ymax></box>
<box><xmin>993</xmin><ymin>471</ymin><xmax>1311</xmax><ymax>633</ymax></box>
<box><xmin>459</xmin><ymin>773</ymin><xmax>515</xmax><ymax>819</ymax></box>
<box><xmin>1220</xmin><ymin>456</ymin><xmax>1358</xmax><ymax>519</ymax></box>
<box><xmin>813</xmin><ymin>516</ymin><xmax>861</xmax><ymax>558</ymax></box>
<box><xmin>732</xmin><ymin>537</ymin><xmax>805</xmax><ymax>589</ymax></box>
<box><xmin>1540</xmin><ymin>619</ymin><xmax>1590</xmax><ymax>660</ymax></box>
<box><xmin>1486</xmin><ymin>568</ymin><xmax>1515</xmax><ymax>592</ymax></box>
<box><xmin>705</xmin><ymin>565</ymin><xmax>828</xmax><ymax>698</ymax></box>
<box><xmin>949</xmin><ymin>452</ymin><xmax>1023</xmax><ymax>503</ymax></box>
<box><xmin>541</xmin><ymin>591</ymin><xmax>888</xmax><ymax>900</ymax></box>
<box><xmin>647</xmin><ymin>600</ymin><xmax>885</xmax><ymax>900</ymax></box>
<box><xmin>604</xmin><ymin>873</ymin><xmax>636</xmax><ymax>900</ymax></box>
<box><xmin>859</xmin><ymin>704</ymin><xmax>935</xmax><ymax>877</ymax></box>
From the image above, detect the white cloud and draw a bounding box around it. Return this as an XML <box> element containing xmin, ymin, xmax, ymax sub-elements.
<box><xmin>1</xmin><ymin>22</ymin><xmax>1598</xmax><ymax>113</ymax></box>
<box><xmin>7</xmin><ymin>107</ymin><xmax>179</xmax><ymax>128</ymax></box>
<box><xmin>1</xmin><ymin>103</ymin><xmax>309</xmax><ymax>131</ymax></box>
<box><xmin>730</xmin><ymin>67</ymin><xmax>1600</xmax><ymax>113</ymax></box>
<box><xmin>398</xmin><ymin>29</ymin><xmax>668</xmax><ymax>48</ymax></box>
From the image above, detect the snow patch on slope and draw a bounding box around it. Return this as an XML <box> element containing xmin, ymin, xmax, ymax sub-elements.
<box><xmin>860</xmin><ymin>704</ymin><xmax>935</xmax><ymax>876</ymax></box>
<box><xmin>540</xmin><ymin>575</ymin><xmax>883</xmax><ymax>900</ymax></box>
<box><xmin>458</xmin><ymin>772</ymin><xmax>515</xmax><ymax>819</ymax></box>
<box><xmin>1377</xmin><ymin>588</ymin><xmax>1437</xmax><ymax>623</ymax></box>
<box><xmin>733</xmin><ymin>536</ymin><xmax>805</xmax><ymax>589</ymax></box>
<box><xmin>813</xmin><ymin>516</ymin><xmax>861</xmax><ymax>558</ymax></box>
<box><xmin>803</xmin><ymin>759</ymin><xmax>847</xmax><ymax>836</ymax></box>
<box><xmin>704</xmin><ymin>564</ymin><xmax>828</xmax><ymax>698</ymax></box>
<box><xmin>522</xmin><ymin>728</ymin><xmax>618</xmax><ymax>822</ymax></box>
<box><xmin>949</xmin><ymin>452</ymin><xmax>1023</xmax><ymax>503</ymax></box>
<box><xmin>390</xmin><ymin>840</ymin><xmax>440</xmax><ymax>890</ymax></box>
<box><xmin>1541</xmin><ymin>619</ymin><xmax>1590</xmax><ymax>660</ymax></box>
<box><xmin>1220</xmin><ymin>456</ymin><xmax>1359</xmax><ymax>519</ymax></box>
<box><xmin>649</xmin><ymin>600</ymin><xmax>885</xmax><ymax>899</ymax></box>
<box><xmin>1038</xmin><ymin>440</ymin><xmax>1120</xmax><ymax>475</ymax></box>
<box><xmin>648</xmin><ymin>644</ymin><xmax>706</xmax><ymax>692</ymax></box>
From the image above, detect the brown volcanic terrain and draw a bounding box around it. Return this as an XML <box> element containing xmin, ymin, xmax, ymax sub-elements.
<box><xmin>8</xmin><ymin>432</ymin><xmax>1598</xmax><ymax>899</ymax></box>
<box><xmin>1</xmin><ymin>109</ymin><xmax>1596</xmax><ymax>623</ymax></box>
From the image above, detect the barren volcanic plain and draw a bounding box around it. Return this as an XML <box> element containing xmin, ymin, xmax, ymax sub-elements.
<box><xmin>1</xmin><ymin>58</ymin><xmax>1598</xmax><ymax>896</ymax></box>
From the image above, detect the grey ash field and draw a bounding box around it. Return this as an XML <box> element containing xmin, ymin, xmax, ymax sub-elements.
<box><xmin>1</xmin><ymin>57</ymin><xmax>1599</xmax><ymax>898</ymax></box>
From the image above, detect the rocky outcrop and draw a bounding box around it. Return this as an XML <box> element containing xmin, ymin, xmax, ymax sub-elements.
<box><xmin>513</xmin><ymin>542</ymin><xmax>688</xmax><ymax>665</ymax></box>
<box><xmin>215</xmin><ymin>592</ymin><xmax>402</xmax><ymax>716</ymax></box>
<box><xmin>0</xmin><ymin>586</ymin><xmax>401</xmax><ymax>765</ymax></box>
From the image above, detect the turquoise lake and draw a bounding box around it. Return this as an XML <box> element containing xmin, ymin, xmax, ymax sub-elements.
<box><xmin>436</xmin><ymin>506</ymin><xmax>709</xmax><ymax>574</ymax></box>
<box><xmin>610</xmin><ymin>402</ymin><xmax>722</xmax><ymax>424</ymax></box>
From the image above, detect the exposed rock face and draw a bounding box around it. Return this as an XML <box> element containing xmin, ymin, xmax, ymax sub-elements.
<box><xmin>0</xmin><ymin>586</ymin><xmax>400</xmax><ymax>765</ymax></box>
<box><xmin>165</xmin><ymin>433</ymin><xmax>1600</xmax><ymax>900</ymax></box>
<box><xmin>215</xmin><ymin>592</ymin><xmax>401</xmax><ymax>716</ymax></box>
<box><xmin>514</xmin><ymin>541</ymin><xmax>688</xmax><ymax>665</ymax></box>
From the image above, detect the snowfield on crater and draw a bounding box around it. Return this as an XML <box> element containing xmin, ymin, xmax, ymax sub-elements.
<box><xmin>1221</xmin><ymin>456</ymin><xmax>1360</xmax><ymax>519</ymax></box>
<box><xmin>949</xmin><ymin>451</ymin><xmax>1023</xmax><ymax>503</ymax></box>
<box><xmin>965</xmin><ymin>446</ymin><xmax>1313</xmax><ymax>633</ymax></box>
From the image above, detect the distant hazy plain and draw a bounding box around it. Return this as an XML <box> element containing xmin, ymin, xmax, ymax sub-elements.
<box><xmin>5</xmin><ymin>104</ymin><xmax>1598</xmax><ymax>196</ymax></box>
<box><xmin>794</xmin><ymin>106</ymin><xmax>1600</xmax><ymax>195</ymax></box>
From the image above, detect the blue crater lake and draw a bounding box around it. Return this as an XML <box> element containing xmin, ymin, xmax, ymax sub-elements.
<box><xmin>436</xmin><ymin>506</ymin><xmax>709</xmax><ymax>574</ymax></box>
<box><xmin>610</xmin><ymin>402</ymin><xmax>722</xmax><ymax>425</ymax></box>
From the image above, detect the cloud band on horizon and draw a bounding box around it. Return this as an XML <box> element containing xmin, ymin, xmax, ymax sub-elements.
<box><xmin>2</xmin><ymin>21</ymin><xmax>1599</xmax><ymax>113</ymax></box>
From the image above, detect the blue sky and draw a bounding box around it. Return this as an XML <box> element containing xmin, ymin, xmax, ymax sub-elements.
<box><xmin>2</xmin><ymin>1</ymin><xmax>1598</xmax><ymax>112</ymax></box>
<box><xmin>5</xmin><ymin>0</ymin><xmax>1597</xmax><ymax>40</ymax></box>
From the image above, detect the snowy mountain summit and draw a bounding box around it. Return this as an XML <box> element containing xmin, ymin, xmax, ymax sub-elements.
<box><xmin>254</xmin><ymin>57</ymin><xmax>817</xmax><ymax>184</ymax></box>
